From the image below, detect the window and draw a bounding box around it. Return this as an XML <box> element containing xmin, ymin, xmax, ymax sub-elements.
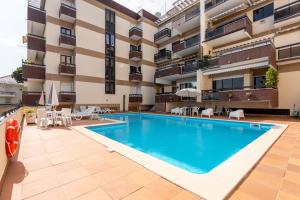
<box><xmin>130</xmin><ymin>66</ymin><xmax>141</xmax><ymax>74</ymax></box>
<box><xmin>254</xmin><ymin>76</ymin><xmax>266</xmax><ymax>89</ymax></box>
<box><xmin>253</xmin><ymin>3</ymin><xmax>273</xmax><ymax>22</ymax></box>
<box><xmin>213</xmin><ymin>77</ymin><xmax>244</xmax><ymax>91</ymax></box>
<box><xmin>130</xmin><ymin>45</ymin><xmax>141</xmax><ymax>52</ymax></box>
<box><xmin>61</xmin><ymin>27</ymin><xmax>72</xmax><ymax>36</ymax></box>
<box><xmin>60</xmin><ymin>55</ymin><xmax>73</xmax><ymax>64</ymax></box>
<box><xmin>179</xmin><ymin>81</ymin><xmax>197</xmax><ymax>89</ymax></box>
<box><xmin>105</xmin><ymin>9</ymin><xmax>116</xmax><ymax>94</ymax></box>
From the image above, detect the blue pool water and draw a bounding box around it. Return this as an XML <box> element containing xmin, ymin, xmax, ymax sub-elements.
<box><xmin>87</xmin><ymin>113</ymin><xmax>273</xmax><ymax>174</ymax></box>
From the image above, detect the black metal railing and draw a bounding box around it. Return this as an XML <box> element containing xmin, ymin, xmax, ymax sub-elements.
<box><xmin>275</xmin><ymin>1</ymin><xmax>300</xmax><ymax>22</ymax></box>
<box><xmin>205</xmin><ymin>0</ymin><xmax>226</xmax><ymax>11</ymax></box>
<box><xmin>154</xmin><ymin>50</ymin><xmax>172</xmax><ymax>63</ymax></box>
<box><xmin>154</xmin><ymin>28</ymin><xmax>171</xmax><ymax>42</ymax></box>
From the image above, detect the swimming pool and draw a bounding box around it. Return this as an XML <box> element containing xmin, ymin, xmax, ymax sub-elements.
<box><xmin>86</xmin><ymin>113</ymin><xmax>273</xmax><ymax>174</ymax></box>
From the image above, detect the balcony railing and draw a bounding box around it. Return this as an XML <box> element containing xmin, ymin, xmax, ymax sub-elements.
<box><xmin>0</xmin><ymin>91</ymin><xmax>16</xmax><ymax>97</ymax></box>
<box><xmin>129</xmin><ymin>27</ymin><xmax>143</xmax><ymax>40</ymax></box>
<box><xmin>201</xmin><ymin>87</ymin><xmax>278</xmax><ymax>107</ymax></box>
<box><xmin>59</xmin><ymin>3</ymin><xmax>76</xmax><ymax>19</ymax></box>
<box><xmin>28</xmin><ymin>5</ymin><xmax>46</xmax><ymax>24</ymax></box>
<box><xmin>277</xmin><ymin>43</ymin><xmax>300</xmax><ymax>61</ymax></box>
<box><xmin>205</xmin><ymin>0</ymin><xmax>226</xmax><ymax>11</ymax></box>
<box><xmin>154</xmin><ymin>28</ymin><xmax>171</xmax><ymax>43</ymax></box>
<box><xmin>59</xmin><ymin>92</ymin><xmax>76</xmax><ymax>103</ymax></box>
<box><xmin>274</xmin><ymin>1</ymin><xmax>300</xmax><ymax>22</ymax></box>
<box><xmin>172</xmin><ymin>35</ymin><xmax>200</xmax><ymax>53</ymax></box>
<box><xmin>185</xmin><ymin>7</ymin><xmax>201</xmax><ymax>21</ymax></box>
<box><xmin>155</xmin><ymin>93</ymin><xmax>181</xmax><ymax>103</ymax></box>
<box><xmin>129</xmin><ymin>51</ymin><xmax>142</xmax><ymax>61</ymax></box>
<box><xmin>154</xmin><ymin>50</ymin><xmax>172</xmax><ymax>63</ymax></box>
<box><xmin>129</xmin><ymin>72</ymin><xmax>142</xmax><ymax>82</ymax></box>
<box><xmin>59</xmin><ymin>63</ymin><xmax>76</xmax><ymax>75</ymax></box>
<box><xmin>27</xmin><ymin>34</ymin><xmax>46</xmax><ymax>52</ymax></box>
<box><xmin>205</xmin><ymin>16</ymin><xmax>252</xmax><ymax>41</ymax></box>
<box><xmin>182</xmin><ymin>61</ymin><xmax>200</xmax><ymax>74</ymax></box>
<box><xmin>155</xmin><ymin>64</ymin><xmax>181</xmax><ymax>78</ymax></box>
<box><xmin>22</xmin><ymin>91</ymin><xmax>44</xmax><ymax>106</ymax></box>
<box><xmin>22</xmin><ymin>61</ymin><xmax>45</xmax><ymax>80</ymax></box>
<box><xmin>59</xmin><ymin>34</ymin><xmax>76</xmax><ymax>47</ymax></box>
<box><xmin>129</xmin><ymin>94</ymin><xmax>143</xmax><ymax>103</ymax></box>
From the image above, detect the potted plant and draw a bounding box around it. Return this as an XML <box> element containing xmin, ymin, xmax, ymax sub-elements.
<box><xmin>246</xmin><ymin>92</ymin><xmax>252</xmax><ymax>101</ymax></box>
<box><xmin>265</xmin><ymin>66</ymin><xmax>279</xmax><ymax>88</ymax></box>
<box><xmin>227</xmin><ymin>92</ymin><xmax>233</xmax><ymax>101</ymax></box>
<box><xmin>22</xmin><ymin>107</ymin><xmax>37</xmax><ymax>124</ymax></box>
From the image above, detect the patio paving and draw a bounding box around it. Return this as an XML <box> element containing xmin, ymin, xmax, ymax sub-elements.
<box><xmin>0</xmin><ymin>116</ymin><xmax>299</xmax><ymax>200</ymax></box>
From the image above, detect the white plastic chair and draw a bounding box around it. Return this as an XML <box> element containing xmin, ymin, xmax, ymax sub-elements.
<box><xmin>229</xmin><ymin>109</ymin><xmax>245</xmax><ymax>120</ymax></box>
<box><xmin>201</xmin><ymin>108</ymin><xmax>214</xmax><ymax>118</ymax></box>
<box><xmin>80</xmin><ymin>106</ymin><xmax>87</xmax><ymax>112</ymax></box>
<box><xmin>171</xmin><ymin>107</ymin><xmax>179</xmax><ymax>115</ymax></box>
<box><xmin>192</xmin><ymin>107</ymin><xmax>199</xmax><ymax>116</ymax></box>
<box><xmin>62</xmin><ymin>108</ymin><xmax>72</xmax><ymax>126</ymax></box>
<box><xmin>37</xmin><ymin>109</ymin><xmax>48</xmax><ymax>129</ymax></box>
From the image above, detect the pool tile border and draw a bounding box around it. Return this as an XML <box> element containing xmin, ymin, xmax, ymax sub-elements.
<box><xmin>72</xmin><ymin>114</ymin><xmax>288</xmax><ymax>200</ymax></box>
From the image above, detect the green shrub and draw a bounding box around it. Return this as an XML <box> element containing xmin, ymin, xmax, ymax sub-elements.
<box><xmin>265</xmin><ymin>67</ymin><xmax>279</xmax><ymax>88</ymax></box>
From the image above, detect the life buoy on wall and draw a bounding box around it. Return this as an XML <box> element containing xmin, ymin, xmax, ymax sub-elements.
<box><xmin>5</xmin><ymin>119</ymin><xmax>19</xmax><ymax>158</ymax></box>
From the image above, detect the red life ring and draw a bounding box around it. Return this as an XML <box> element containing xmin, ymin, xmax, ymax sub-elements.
<box><xmin>5</xmin><ymin>119</ymin><xmax>19</xmax><ymax>158</ymax></box>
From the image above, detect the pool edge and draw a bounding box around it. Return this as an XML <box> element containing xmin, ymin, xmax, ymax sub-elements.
<box><xmin>72</xmin><ymin>113</ymin><xmax>288</xmax><ymax>200</ymax></box>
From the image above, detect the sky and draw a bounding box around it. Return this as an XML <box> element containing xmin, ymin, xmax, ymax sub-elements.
<box><xmin>0</xmin><ymin>0</ymin><xmax>175</xmax><ymax>77</ymax></box>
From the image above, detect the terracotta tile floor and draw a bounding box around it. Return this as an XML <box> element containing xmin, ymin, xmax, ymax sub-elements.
<box><xmin>0</xmin><ymin>116</ymin><xmax>299</xmax><ymax>200</ymax></box>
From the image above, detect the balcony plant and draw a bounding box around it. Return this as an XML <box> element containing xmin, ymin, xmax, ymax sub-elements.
<box><xmin>22</xmin><ymin>107</ymin><xmax>37</xmax><ymax>124</ymax></box>
<box><xmin>246</xmin><ymin>92</ymin><xmax>252</xmax><ymax>101</ymax></box>
<box><xmin>265</xmin><ymin>67</ymin><xmax>279</xmax><ymax>88</ymax></box>
<box><xmin>227</xmin><ymin>92</ymin><xmax>233</xmax><ymax>101</ymax></box>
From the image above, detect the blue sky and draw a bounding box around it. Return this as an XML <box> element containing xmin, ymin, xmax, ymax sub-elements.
<box><xmin>0</xmin><ymin>0</ymin><xmax>174</xmax><ymax>77</ymax></box>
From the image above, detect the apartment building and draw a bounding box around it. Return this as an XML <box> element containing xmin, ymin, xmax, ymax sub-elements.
<box><xmin>154</xmin><ymin>0</ymin><xmax>300</xmax><ymax>115</ymax></box>
<box><xmin>23</xmin><ymin>0</ymin><xmax>300</xmax><ymax>114</ymax></box>
<box><xmin>23</xmin><ymin>0</ymin><xmax>158</xmax><ymax>111</ymax></box>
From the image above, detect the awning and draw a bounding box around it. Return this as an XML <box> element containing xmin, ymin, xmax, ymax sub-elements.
<box><xmin>203</xmin><ymin>57</ymin><xmax>270</xmax><ymax>75</ymax></box>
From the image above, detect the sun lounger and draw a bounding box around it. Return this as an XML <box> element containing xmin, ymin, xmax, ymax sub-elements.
<box><xmin>171</xmin><ymin>107</ymin><xmax>180</xmax><ymax>115</ymax></box>
<box><xmin>71</xmin><ymin>107</ymin><xmax>97</xmax><ymax>120</ymax></box>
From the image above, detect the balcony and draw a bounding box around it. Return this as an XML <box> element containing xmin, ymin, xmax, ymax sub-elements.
<box><xmin>129</xmin><ymin>27</ymin><xmax>143</xmax><ymax>41</ymax></box>
<box><xmin>59</xmin><ymin>3</ymin><xmax>76</xmax><ymax>22</ymax></box>
<box><xmin>59</xmin><ymin>34</ymin><xmax>76</xmax><ymax>49</ymax></box>
<box><xmin>277</xmin><ymin>43</ymin><xmax>300</xmax><ymax>65</ymax></box>
<box><xmin>59</xmin><ymin>63</ymin><xmax>76</xmax><ymax>76</ymax></box>
<box><xmin>27</xmin><ymin>34</ymin><xmax>46</xmax><ymax>52</ymax></box>
<box><xmin>27</xmin><ymin>5</ymin><xmax>46</xmax><ymax>36</ymax></box>
<box><xmin>155</xmin><ymin>64</ymin><xmax>181</xmax><ymax>84</ymax></box>
<box><xmin>172</xmin><ymin>6</ymin><xmax>200</xmax><ymax>33</ymax></box>
<box><xmin>129</xmin><ymin>94</ymin><xmax>143</xmax><ymax>103</ymax></box>
<box><xmin>154</xmin><ymin>28</ymin><xmax>171</xmax><ymax>44</ymax></box>
<box><xmin>155</xmin><ymin>93</ymin><xmax>181</xmax><ymax>103</ymax></box>
<box><xmin>172</xmin><ymin>35</ymin><xmax>200</xmax><ymax>57</ymax></box>
<box><xmin>204</xmin><ymin>16</ymin><xmax>252</xmax><ymax>47</ymax></box>
<box><xmin>182</xmin><ymin>61</ymin><xmax>201</xmax><ymax>75</ymax></box>
<box><xmin>129</xmin><ymin>73</ymin><xmax>142</xmax><ymax>82</ymax></box>
<box><xmin>59</xmin><ymin>92</ymin><xmax>76</xmax><ymax>103</ymax></box>
<box><xmin>129</xmin><ymin>51</ymin><xmax>142</xmax><ymax>61</ymax></box>
<box><xmin>201</xmin><ymin>88</ymin><xmax>278</xmax><ymax>107</ymax></box>
<box><xmin>22</xmin><ymin>92</ymin><xmax>44</xmax><ymax>106</ymax></box>
<box><xmin>201</xmin><ymin>42</ymin><xmax>276</xmax><ymax>75</ymax></box>
<box><xmin>274</xmin><ymin>1</ymin><xmax>300</xmax><ymax>28</ymax></box>
<box><xmin>154</xmin><ymin>50</ymin><xmax>172</xmax><ymax>64</ymax></box>
<box><xmin>22</xmin><ymin>61</ymin><xmax>45</xmax><ymax>80</ymax></box>
<box><xmin>205</xmin><ymin>0</ymin><xmax>249</xmax><ymax>19</ymax></box>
